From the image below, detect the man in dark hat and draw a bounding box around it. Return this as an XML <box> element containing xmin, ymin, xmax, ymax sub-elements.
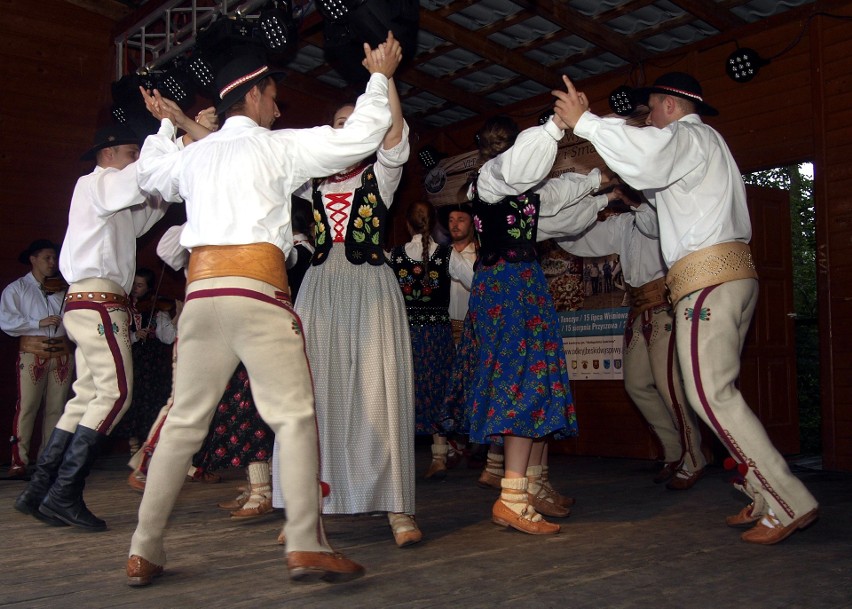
<box><xmin>1</xmin><ymin>240</ymin><xmax>74</xmax><ymax>478</ymax></box>
<box><xmin>553</xmin><ymin>72</ymin><xmax>819</xmax><ymax>544</ymax></box>
<box><xmin>126</xmin><ymin>33</ymin><xmax>404</xmax><ymax>586</ymax></box>
<box><xmin>13</xmin><ymin>123</ymin><xmax>170</xmax><ymax>532</ymax></box>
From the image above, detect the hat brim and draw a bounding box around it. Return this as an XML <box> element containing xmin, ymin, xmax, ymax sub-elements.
<box><xmin>18</xmin><ymin>242</ymin><xmax>59</xmax><ymax>264</ymax></box>
<box><xmin>215</xmin><ymin>69</ymin><xmax>287</xmax><ymax>116</ymax></box>
<box><xmin>634</xmin><ymin>86</ymin><xmax>718</xmax><ymax>116</ymax></box>
<box><xmin>80</xmin><ymin>138</ymin><xmax>140</xmax><ymax>162</ymax></box>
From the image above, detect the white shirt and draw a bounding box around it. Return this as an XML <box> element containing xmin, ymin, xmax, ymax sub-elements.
<box><xmin>137</xmin><ymin>73</ymin><xmax>395</xmax><ymax>258</ymax></box>
<box><xmin>471</xmin><ymin>117</ymin><xmax>565</xmax><ymax>204</ymax></box>
<box><xmin>448</xmin><ymin>241</ymin><xmax>477</xmax><ymax>321</ymax></box>
<box><xmin>59</xmin><ymin>164</ymin><xmax>167</xmax><ymax>294</ymax></box>
<box><xmin>401</xmin><ymin>234</ymin><xmax>474</xmax><ymax>291</ymax></box>
<box><xmin>156</xmin><ymin>223</ymin><xmax>190</xmax><ymax>273</ymax></box>
<box><xmin>0</xmin><ymin>273</ymin><xmax>67</xmax><ymax>337</ymax></box>
<box><xmin>309</xmin><ymin>120</ymin><xmax>410</xmax><ymax>242</ymax></box>
<box><xmin>572</xmin><ymin>112</ymin><xmax>751</xmax><ymax>267</ymax></box>
<box><xmin>553</xmin><ymin>204</ymin><xmax>666</xmax><ymax>287</ymax></box>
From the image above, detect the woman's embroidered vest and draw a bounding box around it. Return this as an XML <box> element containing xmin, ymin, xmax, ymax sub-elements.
<box><xmin>471</xmin><ymin>177</ymin><xmax>541</xmax><ymax>266</ymax></box>
<box><xmin>311</xmin><ymin>164</ymin><xmax>388</xmax><ymax>266</ymax></box>
<box><xmin>389</xmin><ymin>244</ymin><xmax>452</xmax><ymax>326</ymax></box>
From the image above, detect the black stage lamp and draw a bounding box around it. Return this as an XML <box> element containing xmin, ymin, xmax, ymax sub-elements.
<box><xmin>726</xmin><ymin>47</ymin><xmax>769</xmax><ymax>83</ymax></box>
<box><xmin>157</xmin><ymin>59</ymin><xmax>196</xmax><ymax>109</ymax></box>
<box><xmin>319</xmin><ymin>0</ymin><xmax>419</xmax><ymax>84</ymax></box>
<box><xmin>188</xmin><ymin>53</ymin><xmax>215</xmax><ymax>89</ymax></box>
<box><xmin>608</xmin><ymin>85</ymin><xmax>636</xmax><ymax>116</ymax></box>
<box><xmin>259</xmin><ymin>1</ymin><xmax>296</xmax><ymax>53</ymax></box>
<box><xmin>539</xmin><ymin>109</ymin><xmax>555</xmax><ymax>125</ymax></box>
<box><xmin>418</xmin><ymin>145</ymin><xmax>446</xmax><ymax>170</ymax></box>
<box><xmin>110</xmin><ymin>73</ymin><xmax>160</xmax><ymax>140</ymax></box>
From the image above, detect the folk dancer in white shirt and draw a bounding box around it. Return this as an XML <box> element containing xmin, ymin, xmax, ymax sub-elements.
<box><xmin>551</xmin><ymin>198</ymin><xmax>707</xmax><ymax>489</ymax></box>
<box><xmin>554</xmin><ymin>71</ymin><xmax>819</xmax><ymax>544</ymax></box>
<box><xmin>14</xmin><ymin>125</ymin><xmax>169</xmax><ymax>532</ymax></box>
<box><xmin>127</xmin><ymin>36</ymin><xmax>403</xmax><ymax>586</ymax></box>
<box><xmin>1</xmin><ymin>240</ymin><xmax>73</xmax><ymax>478</ymax></box>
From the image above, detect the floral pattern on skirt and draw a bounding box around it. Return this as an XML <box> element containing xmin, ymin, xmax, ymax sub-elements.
<box><xmin>410</xmin><ymin>322</ymin><xmax>454</xmax><ymax>435</ymax></box>
<box><xmin>467</xmin><ymin>259</ymin><xmax>577</xmax><ymax>444</ymax></box>
<box><xmin>440</xmin><ymin>313</ymin><xmax>477</xmax><ymax>436</ymax></box>
<box><xmin>192</xmin><ymin>364</ymin><xmax>274</xmax><ymax>472</ymax></box>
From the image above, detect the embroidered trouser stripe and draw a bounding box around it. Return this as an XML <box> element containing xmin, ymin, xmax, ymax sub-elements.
<box><xmin>58</xmin><ymin>279</ymin><xmax>132</xmax><ymax>435</ymax></box>
<box><xmin>624</xmin><ymin>306</ymin><xmax>705</xmax><ymax>470</ymax></box>
<box><xmin>675</xmin><ymin>278</ymin><xmax>817</xmax><ymax>525</ymax></box>
<box><xmin>131</xmin><ymin>276</ymin><xmax>330</xmax><ymax>568</ymax></box>
<box><xmin>10</xmin><ymin>352</ymin><xmax>73</xmax><ymax>466</ymax></box>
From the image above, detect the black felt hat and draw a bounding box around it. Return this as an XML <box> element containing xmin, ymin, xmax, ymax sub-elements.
<box><xmin>18</xmin><ymin>239</ymin><xmax>59</xmax><ymax>264</ymax></box>
<box><xmin>80</xmin><ymin>124</ymin><xmax>140</xmax><ymax>161</ymax></box>
<box><xmin>214</xmin><ymin>51</ymin><xmax>286</xmax><ymax>115</ymax></box>
<box><xmin>634</xmin><ymin>72</ymin><xmax>718</xmax><ymax>116</ymax></box>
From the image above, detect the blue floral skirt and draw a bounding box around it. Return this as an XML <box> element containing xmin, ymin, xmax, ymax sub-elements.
<box><xmin>410</xmin><ymin>322</ymin><xmax>454</xmax><ymax>435</ymax></box>
<box><xmin>467</xmin><ymin>259</ymin><xmax>577</xmax><ymax>443</ymax></box>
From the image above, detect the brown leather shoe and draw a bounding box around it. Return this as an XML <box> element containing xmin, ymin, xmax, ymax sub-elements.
<box><xmin>653</xmin><ymin>461</ymin><xmax>680</xmax><ymax>484</ymax></box>
<box><xmin>127</xmin><ymin>471</ymin><xmax>146</xmax><ymax>493</ymax></box>
<box><xmin>492</xmin><ymin>499</ymin><xmax>560</xmax><ymax>535</ymax></box>
<box><xmin>287</xmin><ymin>551</ymin><xmax>365</xmax><ymax>583</ymax></box>
<box><xmin>477</xmin><ymin>469</ymin><xmax>502</xmax><ymax>490</ymax></box>
<box><xmin>741</xmin><ymin>508</ymin><xmax>819</xmax><ymax>545</ymax></box>
<box><xmin>217</xmin><ymin>486</ymin><xmax>250</xmax><ymax>510</ymax></box>
<box><xmin>665</xmin><ymin>468</ymin><xmax>704</xmax><ymax>490</ymax></box>
<box><xmin>126</xmin><ymin>555</ymin><xmax>163</xmax><ymax>587</ymax></box>
<box><xmin>541</xmin><ymin>481</ymin><xmax>575</xmax><ymax>508</ymax></box>
<box><xmin>424</xmin><ymin>458</ymin><xmax>447</xmax><ymax>480</ymax></box>
<box><xmin>726</xmin><ymin>503</ymin><xmax>761</xmax><ymax>528</ymax></box>
<box><xmin>230</xmin><ymin>498</ymin><xmax>274</xmax><ymax>520</ymax></box>
<box><xmin>8</xmin><ymin>464</ymin><xmax>27</xmax><ymax>478</ymax></box>
<box><xmin>528</xmin><ymin>491</ymin><xmax>570</xmax><ymax>518</ymax></box>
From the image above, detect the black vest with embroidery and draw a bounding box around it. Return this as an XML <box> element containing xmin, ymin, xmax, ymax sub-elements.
<box><xmin>311</xmin><ymin>164</ymin><xmax>388</xmax><ymax>266</ymax></box>
<box><xmin>389</xmin><ymin>243</ymin><xmax>452</xmax><ymax>326</ymax></box>
<box><xmin>471</xmin><ymin>177</ymin><xmax>541</xmax><ymax>266</ymax></box>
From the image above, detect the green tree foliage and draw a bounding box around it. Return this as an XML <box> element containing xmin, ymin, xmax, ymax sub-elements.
<box><xmin>744</xmin><ymin>165</ymin><xmax>820</xmax><ymax>454</ymax></box>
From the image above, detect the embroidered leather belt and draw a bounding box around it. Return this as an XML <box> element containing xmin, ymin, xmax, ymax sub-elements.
<box><xmin>19</xmin><ymin>335</ymin><xmax>73</xmax><ymax>357</ymax></box>
<box><xmin>665</xmin><ymin>241</ymin><xmax>758</xmax><ymax>306</ymax></box>
<box><xmin>627</xmin><ymin>277</ymin><xmax>667</xmax><ymax>315</ymax></box>
<box><xmin>187</xmin><ymin>243</ymin><xmax>289</xmax><ymax>294</ymax></box>
<box><xmin>66</xmin><ymin>291</ymin><xmax>128</xmax><ymax>306</ymax></box>
<box><xmin>451</xmin><ymin>319</ymin><xmax>465</xmax><ymax>345</ymax></box>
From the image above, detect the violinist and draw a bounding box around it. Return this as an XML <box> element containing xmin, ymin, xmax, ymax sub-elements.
<box><xmin>113</xmin><ymin>268</ymin><xmax>177</xmax><ymax>456</ymax></box>
<box><xmin>1</xmin><ymin>239</ymin><xmax>74</xmax><ymax>478</ymax></box>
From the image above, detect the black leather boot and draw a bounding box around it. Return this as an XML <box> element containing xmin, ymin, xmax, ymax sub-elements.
<box><xmin>39</xmin><ymin>425</ymin><xmax>107</xmax><ymax>531</ymax></box>
<box><xmin>14</xmin><ymin>427</ymin><xmax>73</xmax><ymax>526</ymax></box>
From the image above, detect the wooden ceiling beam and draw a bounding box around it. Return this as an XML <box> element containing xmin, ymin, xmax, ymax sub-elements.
<box><xmin>419</xmin><ymin>9</ymin><xmax>561</xmax><ymax>89</ymax></box>
<box><xmin>670</xmin><ymin>0</ymin><xmax>747</xmax><ymax>32</ymax></box>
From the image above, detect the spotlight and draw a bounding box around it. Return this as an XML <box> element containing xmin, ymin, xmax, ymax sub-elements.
<box><xmin>110</xmin><ymin>73</ymin><xmax>160</xmax><ymax>140</ymax></box>
<box><xmin>316</xmin><ymin>0</ymin><xmax>368</xmax><ymax>22</ymax></box>
<box><xmin>539</xmin><ymin>109</ymin><xmax>554</xmax><ymax>125</ymax></box>
<box><xmin>188</xmin><ymin>54</ymin><xmax>215</xmax><ymax>89</ymax></box>
<box><xmin>726</xmin><ymin>48</ymin><xmax>768</xmax><ymax>83</ymax></box>
<box><xmin>608</xmin><ymin>85</ymin><xmax>635</xmax><ymax>116</ymax></box>
<box><xmin>259</xmin><ymin>2</ymin><xmax>296</xmax><ymax>52</ymax></box>
<box><xmin>319</xmin><ymin>0</ymin><xmax>419</xmax><ymax>84</ymax></box>
<box><xmin>418</xmin><ymin>145</ymin><xmax>446</xmax><ymax>170</ymax></box>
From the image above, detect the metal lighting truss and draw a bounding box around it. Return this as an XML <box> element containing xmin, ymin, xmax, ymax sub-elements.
<box><xmin>114</xmin><ymin>0</ymin><xmax>271</xmax><ymax>78</ymax></box>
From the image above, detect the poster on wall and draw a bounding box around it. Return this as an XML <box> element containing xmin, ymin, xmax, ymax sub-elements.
<box><xmin>537</xmin><ymin>240</ymin><xmax>628</xmax><ymax>381</ymax></box>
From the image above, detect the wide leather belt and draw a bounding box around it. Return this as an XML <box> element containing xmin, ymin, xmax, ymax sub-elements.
<box><xmin>66</xmin><ymin>291</ymin><xmax>128</xmax><ymax>306</ymax></box>
<box><xmin>666</xmin><ymin>241</ymin><xmax>758</xmax><ymax>306</ymax></box>
<box><xmin>187</xmin><ymin>243</ymin><xmax>289</xmax><ymax>293</ymax></box>
<box><xmin>20</xmin><ymin>335</ymin><xmax>73</xmax><ymax>357</ymax></box>
<box><xmin>627</xmin><ymin>277</ymin><xmax>667</xmax><ymax>315</ymax></box>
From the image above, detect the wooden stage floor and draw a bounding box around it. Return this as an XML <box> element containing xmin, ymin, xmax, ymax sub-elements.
<box><xmin>1</xmin><ymin>446</ymin><xmax>849</xmax><ymax>609</ymax></box>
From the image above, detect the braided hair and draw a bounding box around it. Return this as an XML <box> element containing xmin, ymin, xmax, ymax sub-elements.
<box><xmin>406</xmin><ymin>201</ymin><xmax>437</xmax><ymax>276</ymax></box>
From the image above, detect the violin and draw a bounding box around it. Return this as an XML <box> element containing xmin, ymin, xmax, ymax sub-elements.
<box><xmin>133</xmin><ymin>295</ymin><xmax>177</xmax><ymax>315</ymax></box>
<box><xmin>40</xmin><ymin>275</ymin><xmax>69</xmax><ymax>295</ymax></box>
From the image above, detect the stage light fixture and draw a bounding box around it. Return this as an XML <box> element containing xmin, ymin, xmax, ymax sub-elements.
<box><xmin>539</xmin><ymin>109</ymin><xmax>554</xmax><ymax>125</ymax></box>
<box><xmin>608</xmin><ymin>85</ymin><xmax>636</xmax><ymax>116</ymax></box>
<box><xmin>726</xmin><ymin>48</ymin><xmax>768</xmax><ymax>83</ymax></box>
<box><xmin>316</xmin><ymin>0</ymin><xmax>368</xmax><ymax>22</ymax></box>
<box><xmin>110</xmin><ymin>73</ymin><xmax>160</xmax><ymax>140</ymax></box>
<box><xmin>259</xmin><ymin>2</ymin><xmax>296</xmax><ymax>52</ymax></box>
<box><xmin>418</xmin><ymin>145</ymin><xmax>446</xmax><ymax>170</ymax></box>
<box><xmin>188</xmin><ymin>54</ymin><xmax>215</xmax><ymax>88</ymax></box>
